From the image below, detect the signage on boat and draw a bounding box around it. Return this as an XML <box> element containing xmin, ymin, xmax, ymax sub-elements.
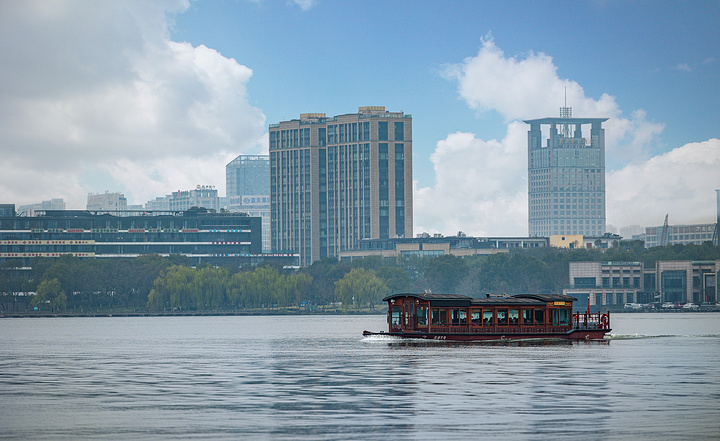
<box><xmin>553</xmin><ymin>301</ymin><xmax>567</xmax><ymax>306</ymax></box>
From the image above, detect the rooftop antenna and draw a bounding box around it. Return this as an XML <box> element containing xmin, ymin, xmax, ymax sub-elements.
<box><xmin>559</xmin><ymin>86</ymin><xmax>572</xmax><ymax>137</ymax></box>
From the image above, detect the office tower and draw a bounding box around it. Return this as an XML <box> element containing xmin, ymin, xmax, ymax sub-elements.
<box><xmin>525</xmin><ymin>107</ymin><xmax>608</xmax><ymax>237</ymax></box>
<box><xmin>270</xmin><ymin>106</ymin><xmax>413</xmax><ymax>265</ymax></box>
<box><xmin>226</xmin><ymin>155</ymin><xmax>270</xmax><ymax>251</ymax></box>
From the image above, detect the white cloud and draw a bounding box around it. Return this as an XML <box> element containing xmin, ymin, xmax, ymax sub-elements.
<box><xmin>0</xmin><ymin>1</ymin><xmax>266</xmax><ymax>208</ymax></box>
<box><xmin>442</xmin><ymin>36</ymin><xmax>664</xmax><ymax>166</ymax></box>
<box><xmin>415</xmin><ymin>37</ymin><xmax>683</xmax><ymax>236</ymax></box>
<box><xmin>607</xmin><ymin>139</ymin><xmax>720</xmax><ymax>227</ymax></box>
<box><xmin>414</xmin><ymin>123</ymin><xmax>529</xmax><ymax>236</ymax></box>
<box><xmin>675</xmin><ymin>63</ymin><xmax>692</xmax><ymax>72</ymax></box>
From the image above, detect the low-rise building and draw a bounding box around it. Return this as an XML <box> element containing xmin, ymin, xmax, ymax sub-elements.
<box><xmin>0</xmin><ymin>206</ymin><xmax>297</xmax><ymax>267</ymax></box>
<box><xmin>564</xmin><ymin>260</ymin><xmax>719</xmax><ymax>311</ymax></box>
<box><xmin>337</xmin><ymin>234</ymin><xmax>552</xmax><ymax>260</ymax></box>
<box><xmin>17</xmin><ymin>199</ymin><xmax>66</xmax><ymax>217</ymax></box>
<box><xmin>643</xmin><ymin>223</ymin><xmax>716</xmax><ymax>247</ymax></box>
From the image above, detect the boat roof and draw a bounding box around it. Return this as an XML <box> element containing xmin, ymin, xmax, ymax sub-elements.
<box><xmin>383</xmin><ymin>292</ymin><xmax>576</xmax><ymax>307</ymax></box>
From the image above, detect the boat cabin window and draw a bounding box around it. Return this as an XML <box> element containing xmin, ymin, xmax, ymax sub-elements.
<box><xmin>550</xmin><ymin>308</ymin><xmax>559</xmax><ymax>325</ymax></box>
<box><xmin>523</xmin><ymin>309</ymin><xmax>533</xmax><ymax>325</ymax></box>
<box><xmin>534</xmin><ymin>309</ymin><xmax>544</xmax><ymax>324</ymax></box>
<box><xmin>431</xmin><ymin>309</ymin><xmax>439</xmax><ymax>326</ymax></box>
<box><xmin>559</xmin><ymin>308</ymin><xmax>569</xmax><ymax>325</ymax></box>
<box><xmin>417</xmin><ymin>306</ymin><xmax>427</xmax><ymax>326</ymax></box>
<box><xmin>451</xmin><ymin>309</ymin><xmax>459</xmax><ymax>326</ymax></box>
<box><xmin>459</xmin><ymin>310</ymin><xmax>467</xmax><ymax>325</ymax></box>
<box><xmin>483</xmin><ymin>310</ymin><xmax>493</xmax><ymax>326</ymax></box>
<box><xmin>471</xmin><ymin>309</ymin><xmax>482</xmax><ymax>326</ymax></box>
<box><xmin>509</xmin><ymin>309</ymin><xmax>519</xmax><ymax>325</ymax></box>
<box><xmin>497</xmin><ymin>308</ymin><xmax>508</xmax><ymax>325</ymax></box>
<box><xmin>439</xmin><ymin>309</ymin><xmax>447</xmax><ymax>325</ymax></box>
<box><xmin>391</xmin><ymin>307</ymin><xmax>401</xmax><ymax>326</ymax></box>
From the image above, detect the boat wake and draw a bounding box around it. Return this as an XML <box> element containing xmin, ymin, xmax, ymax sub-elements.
<box><xmin>361</xmin><ymin>334</ymin><xmax>404</xmax><ymax>342</ymax></box>
<box><xmin>606</xmin><ymin>333</ymin><xmax>720</xmax><ymax>340</ymax></box>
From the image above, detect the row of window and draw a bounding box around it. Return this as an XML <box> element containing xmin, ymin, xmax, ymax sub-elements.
<box><xmin>392</xmin><ymin>306</ymin><xmax>570</xmax><ymax>327</ymax></box>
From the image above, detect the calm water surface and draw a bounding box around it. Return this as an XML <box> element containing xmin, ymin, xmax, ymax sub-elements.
<box><xmin>1</xmin><ymin>313</ymin><xmax>719</xmax><ymax>440</ymax></box>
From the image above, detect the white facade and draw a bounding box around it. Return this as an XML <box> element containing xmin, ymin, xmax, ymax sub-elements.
<box><xmin>18</xmin><ymin>198</ymin><xmax>66</xmax><ymax>216</ymax></box>
<box><xmin>145</xmin><ymin>186</ymin><xmax>219</xmax><ymax>213</ymax></box>
<box><xmin>87</xmin><ymin>192</ymin><xmax>127</xmax><ymax>212</ymax></box>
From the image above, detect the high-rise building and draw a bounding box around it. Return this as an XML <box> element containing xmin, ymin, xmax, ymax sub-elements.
<box><xmin>525</xmin><ymin>108</ymin><xmax>608</xmax><ymax>237</ymax></box>
<box><xmin>226</xmin><ymin>155</ymin><xmax>270</xmax><ymax>251</ymax></box>
<box><xmin>270</xmin><ymin>106</ymin><xmax>413</xmax><ymax>265</ymax></box>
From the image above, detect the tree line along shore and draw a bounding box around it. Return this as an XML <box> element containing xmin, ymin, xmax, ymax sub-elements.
<box><xmin>1</xmin><ymin>241</ymin><xmax>719</xmax><ymax>315</ymax></box>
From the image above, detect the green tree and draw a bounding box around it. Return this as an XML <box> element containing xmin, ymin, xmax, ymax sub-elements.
<box><xmin>335</xmin><ymin>268</ymin><xmax>387</xmax><ymax>310</ymax></box>
<box><xmin>32</xmin><ymin>278</ymin><xmax>67</xmax><ymax>311</ymax></box>
<box><xmin>423</xmin><ymin>255</ymin><xmax>468</xmax><ymax>293</ymax></box>
<box><xmin>376</xmin><ymin>266</ymin><xmax>411</xmax><ymax>294</ymax></box>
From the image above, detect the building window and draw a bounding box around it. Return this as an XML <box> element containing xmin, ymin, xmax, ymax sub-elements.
<box><xmin>394</xmin><ymin>121</ymin><xmax>404</xmax><ymax>140</ymax></box>
<box><xmin>378</xmin><ymin>121</ymin><xmax>388</xmax><ymax>140</ymax></box>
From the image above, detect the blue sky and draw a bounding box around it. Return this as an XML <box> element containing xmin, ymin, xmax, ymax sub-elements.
<box><xmin>1</xmin><ymin>0</ymin><xmax>718</xmax><ymax>236</ymax></box>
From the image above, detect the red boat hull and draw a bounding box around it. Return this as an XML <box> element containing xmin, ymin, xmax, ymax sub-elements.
<box><xmin>362</xmin><ymin>329</ymin><xmax>610</xmax><ymax>341</ymax></box>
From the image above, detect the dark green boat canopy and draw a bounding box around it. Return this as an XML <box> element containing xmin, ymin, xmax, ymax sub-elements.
<box><xmin>383</xmin><ymin>293</ymin><xmax>577</xmax><ymax>308</ymax></box>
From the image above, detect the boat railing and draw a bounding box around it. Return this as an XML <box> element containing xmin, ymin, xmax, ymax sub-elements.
<box><xmin>573</xmin><ymin>312</ymin><xmax>610</xmax><ymax>330</ymax></box>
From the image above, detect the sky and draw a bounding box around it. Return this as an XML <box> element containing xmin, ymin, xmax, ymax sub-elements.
<box><xmin>1</xmin><ymin>0</ymin><xmax>719</xmax><ymax>237</ymax></box>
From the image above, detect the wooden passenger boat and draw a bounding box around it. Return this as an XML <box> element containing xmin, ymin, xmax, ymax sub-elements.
<box><xmin>363</xmin><ymin>293</ymin><xmax>611</xmax><ymax>341</ymax></box>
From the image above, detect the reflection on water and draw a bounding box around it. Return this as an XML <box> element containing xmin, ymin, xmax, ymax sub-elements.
<box><xmin>0</xmin><ymin>313</ymin><xmax>718</xmax><ymax>440</ymax></box>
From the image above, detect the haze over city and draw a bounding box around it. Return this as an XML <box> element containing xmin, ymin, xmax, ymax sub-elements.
<box><xmin>1</xmin><ymin>0</ymin><xmax>718</xmax><ymax>236</ymax></box>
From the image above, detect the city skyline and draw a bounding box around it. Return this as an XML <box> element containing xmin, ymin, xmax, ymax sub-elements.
<box><xmin>1</xmin><ymin>1</ymin><xmax>718</xmax><ymax>236</ymax></box>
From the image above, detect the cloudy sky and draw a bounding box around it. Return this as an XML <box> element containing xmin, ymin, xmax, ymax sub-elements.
<box><xmin>1</xmin><ymin>0</ymin><xmax>718</xmax><ymax>236</ymax></box>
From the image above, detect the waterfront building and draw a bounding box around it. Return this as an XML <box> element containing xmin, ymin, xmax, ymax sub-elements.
<box><xmin>17</xmin><ymin>199</ymin><xmax>66</xmax><ymax>217</ymax></box>
<box><xmin>338</xmin><ymin>234</ymin><xmax>512</xmax><ymax>261</ymax></box>
<box><xmin>0</xmin><ymin>206</ymin><xmax>298</xmax><ymax>267</ymax></box>
<box><xmin>525</xmin><ymin>107</ymin><xmax>608</xmax><ymax>237</ymax></box>
<box><xmin>643</xmin><ymin>223</ymin><xmax>717</xmax><ymax>248</ymax></box>
<box><xmin>564</xmin><ymin>260</ymin><xmax>719</xmax><ymax>311</ymax></box>
<box><xmin>270</xmin><ymin>106</ymin><xmax>413</xmax><ymax>265</ymax></box>
<box><xmin>226</xmin><ymin>155</ymin><xmax>270</xmax><ymax>251</ymax></box>
<box><xmin>87</xmin><ymin>192</ymin><xmax>127</xmax><ymax>212</ymax></box>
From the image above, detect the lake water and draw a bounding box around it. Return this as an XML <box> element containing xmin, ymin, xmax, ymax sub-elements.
<box><xmin>1</xmin><ymin>313</ymin><xmax>719</xmax><ymax>440</ymax></box>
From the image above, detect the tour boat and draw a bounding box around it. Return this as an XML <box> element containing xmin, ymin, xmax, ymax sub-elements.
<box><xmin>363</xmin><ymin>292</ymin><xmax>610</xmax><ymax>341</ymax></box>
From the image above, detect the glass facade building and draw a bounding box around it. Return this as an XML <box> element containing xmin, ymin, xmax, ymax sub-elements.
<box><xmin>226</xmin><ymin>155</ymin><xmax>270</xmax><ymax>197</ymax></box>
<box><xmin>269</xmin><ymin>107</ymin><xmax>413</xmax><ymax>266</ymax></box>
<box><xmin>525</xmin><ymin>112</ymin><xmax>608</xmax><ymax>237</ymax></box>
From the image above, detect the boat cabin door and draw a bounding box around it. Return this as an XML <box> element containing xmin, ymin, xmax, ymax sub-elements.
<box><xmin>404</xmin><ymin>303</ymin><xmax>414</xmax><ymax>330</ymax></box>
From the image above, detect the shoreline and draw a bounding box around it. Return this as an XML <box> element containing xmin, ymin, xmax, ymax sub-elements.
<box><xmin>0</xmin><ymin>309</ymin><xmax>388</xmax><ymax>318</ymax></box>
